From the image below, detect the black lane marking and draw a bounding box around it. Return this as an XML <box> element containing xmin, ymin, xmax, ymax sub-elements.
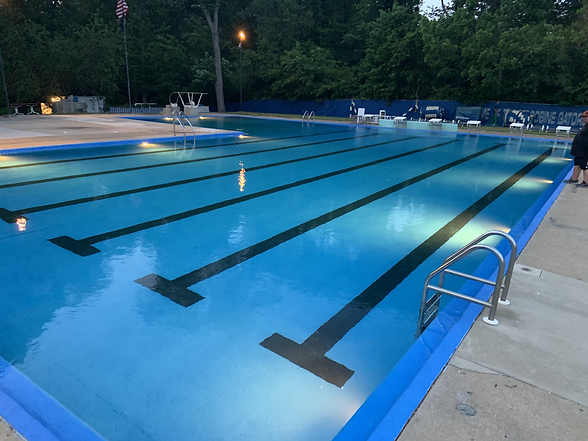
<box><xmin>49</xmin><ymin>140</ymin><xmax>461</xmax><ymax>258</ymax></box>
<box><xmin>0</xmin><ymin>132</ymin><xmax>383</xmax><ymax>190</ymax></box>
<box><xmin>0</xmin><ymin>136</ymin><xmax>418</xmax><ymax>224</ymax></box>
<box><xmin>0</xmin><ymin>129</ymin><xmax>352</xmax><ymax>170</ymax></box>
<box><xmin>133</xmin><ymin>142</ymin><xmax>503</xmax><ymax>307</ymax></box>
<box><xmin>261</xmin><ymin>149</ymin><xmax>553</xmax><ymax>388</ymax></box>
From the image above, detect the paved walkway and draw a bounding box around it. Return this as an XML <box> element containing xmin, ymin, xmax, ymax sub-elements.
<box><xmin>0</xmin><ymin>416</ymin><xmax>24</xmax><ymax>441</ymax></box>
<box><xmin>0</xmin><ymin>113</ymin><xmax>229</xmax><ymax>151</ymax></box>
<box><xmin>1</xmin><ymin>114</ymin><xmax>585</xmax><ymax>440</ymax></box>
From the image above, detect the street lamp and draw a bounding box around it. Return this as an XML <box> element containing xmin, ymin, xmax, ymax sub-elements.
<box><xmin>239</xmin><ymin>31</ymin><xmax>245</xmax><ymax>111</ymax></box>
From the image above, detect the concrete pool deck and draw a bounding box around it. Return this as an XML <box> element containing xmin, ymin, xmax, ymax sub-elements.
<box><xmin>0</xmin><ymin>113</ymin><xmax>233</xmax><ymax>152</ymax></box>
<box><xmin>0</xmin><ymin>114</ymin><xmax>586</xmax><ymax>441</ymax></box>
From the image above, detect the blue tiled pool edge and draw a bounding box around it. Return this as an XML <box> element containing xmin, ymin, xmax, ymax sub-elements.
<box><xmin>0</xmin><ymin>356</ymin><xmax>105</xmax><ymax>441</ymax></box>
<box><xmin>334</xmin><ymin>161</ymin><xmax>572</xmax><ymax>441</ymax></box>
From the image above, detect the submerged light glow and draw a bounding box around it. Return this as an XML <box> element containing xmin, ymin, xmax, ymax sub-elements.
<box><xmin>238</xmin><ymin>162</ymin><xmax>246</xmax><ymax>192</ymax></box>
<box><xmin>16</xmin><ymin>218</ymin><xmax>27</xmax><ymax>232</ymax></box>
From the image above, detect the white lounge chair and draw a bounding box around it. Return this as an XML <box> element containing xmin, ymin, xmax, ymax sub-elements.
<box><xmin>509</xmin><ymin>123</ymin><xmax>524</xmax><ymax>134</ymax></box>
<box><xmin>556</xmin><ymin>126</ymin><xmax>572</xmax><ymax>139</ymax></box>
<box><xmin>393</xmin><ymin>116</ymin><xmax>407</xmax><ymax>128</ymax></box>
<box><xmin>429</xmin><ymin>118</ymin><xmax>442</xmax><ymax>130</ymax></box>
<box><xmin>357</xmin><ymin>107</ymin><xmax>366</xmax><ymax>124</ymax></box>
<box><xmin>467</xmin><ymin>120</ymin><xmax>481</xmax><ymax>133</ymax></box>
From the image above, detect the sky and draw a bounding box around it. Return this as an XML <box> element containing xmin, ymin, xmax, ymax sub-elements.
<box><xmin>421</xmin><ymin>0</ymin><xmax>443</xmax><ymax>14</ymax></box>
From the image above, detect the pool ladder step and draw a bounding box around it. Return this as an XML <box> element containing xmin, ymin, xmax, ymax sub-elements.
<box><xmin>416</xmin><ymin>230</ymin><xmax>516</xmax><ymax>337</ymax></box>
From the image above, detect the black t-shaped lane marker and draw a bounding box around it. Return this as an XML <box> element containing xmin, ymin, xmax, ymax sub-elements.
<box><xmin>261</xmin><ymin>149</ymin><xmax>552</xmax><ymax>388</ymax></box>
<box><xmin>48</xmin><ymin>139</ymin><xmax>454</xmax><ymax>257</ymax></box>
<box><xmin>134</xmin><ymin>142</ymin><xmax>504</xmax><ymax>307</ymax></box>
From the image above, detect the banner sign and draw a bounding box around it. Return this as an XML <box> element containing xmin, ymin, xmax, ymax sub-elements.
<box><xmin>481</xmin><ymin>101</ymin><xmax>588</xmax><ymax>129</ymax></box>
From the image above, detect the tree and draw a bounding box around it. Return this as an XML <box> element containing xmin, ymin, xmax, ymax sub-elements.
<box><xmin>1</xmin><ymin>0</ymin><xmax>588</xmax><ymax>109</ymax></box>
<box><xmin>144</xmin><ymin>35</ymin><xmax>192</xmax><ymax>101</ymax></box>
<box><xmin>359</xmin><ymin>4</ymin><xmax>427</xmax><ymax>100</ymax></box>
<box><xmin>270</xmin><ymin>42</ymin><xmax>353</xmax><ymax>100</ymax></box>
<box><xmin>199</xmin><ymin>0</ymin><xmax>226</xmax><ymax>112</ymax></box>
<box><xmin>246</xmin><ymin>0</ymin><xmax>314</xmax><ymax>50</ymax></box>
<box><xmin>0</xmin><ymin>11</ymin><xmax>52</xmax><ymax>102</ymax></box>
<box><xmin>549</xmin><ymin>0</ymin><xmax>584</xmax><ymax>25</ymax></box>
<box><xmin>421</xmin><ymin>8</ymin><xmax>476</xmax><ymax>100</ymax></box>
<box><xmin>495</xmin><ymin>23</ymin><xmax>575</xmax><ymax>103</ymax></box>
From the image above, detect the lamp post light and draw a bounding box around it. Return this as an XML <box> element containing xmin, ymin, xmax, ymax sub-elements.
<box><xmin>239</xmin><ymin>31</ymin><xmax>245</xmax><ymax>111</ymax></box>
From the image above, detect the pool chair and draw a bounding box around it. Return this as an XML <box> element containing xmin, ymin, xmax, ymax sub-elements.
<box><xmin>509</xmin><ymin>122</ymin><xmax>524</xmax><ymax>134</ymax></box>
<box><xmin>556</xmin><ymin>126</ymin><xmax>572</xmax><ymax>139</ymax></box>
<box><xmin>466</xmin><ymin>120</ymin><xmax>481</xmax><ymax>133</ymax></box>
<box><xmin>357</xmin><ymin>107</ymin><xmax>366</xmax><ymax>124</ymax></box>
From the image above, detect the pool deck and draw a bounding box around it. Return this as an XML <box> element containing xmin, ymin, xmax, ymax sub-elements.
<box><xmin>0</xmin><ymin>113</ymin><xmax>232</xmax><ymax>152</ymax></box>
<box><xmin>1</xmin><ymin>114</ymin><xmax>587</xmax><ymax>441</ymax></box>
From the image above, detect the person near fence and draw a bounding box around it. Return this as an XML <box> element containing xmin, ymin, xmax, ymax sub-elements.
<box><xmin>564</xmin><ymin>110</ymin><xmax>588</xmax><ymax>187</ymax></box>
<box><xmin>489</xmin><ymin>103</ymin><xmax>499</xmax><ymax>126</ymax></box>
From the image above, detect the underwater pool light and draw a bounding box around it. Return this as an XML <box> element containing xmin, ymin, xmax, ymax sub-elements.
<box><xmin>16</xmin><ymin>218</ymin><xmax>27</xmax><ymax>232</ymax></box>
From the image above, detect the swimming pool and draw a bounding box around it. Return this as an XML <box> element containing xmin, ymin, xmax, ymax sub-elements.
<box><xmin>0</xmin><ymin>117</ymin><xmax>571</xmax><ymax>441</ymax></box>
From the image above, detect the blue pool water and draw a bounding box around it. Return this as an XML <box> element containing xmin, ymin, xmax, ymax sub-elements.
<box><xmin>0</xmin><ymin>117</ymin><xmax>571</xmax><ymax>441</ymax></box>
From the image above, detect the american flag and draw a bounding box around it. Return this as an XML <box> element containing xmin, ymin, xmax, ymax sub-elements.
<box><xmin>116</xmin><ymin>0</ymin><xmax>129</xmax><ymax>19</ymax></box>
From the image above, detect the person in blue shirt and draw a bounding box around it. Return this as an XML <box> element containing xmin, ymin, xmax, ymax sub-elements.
<box><xmin>564</xmin><ymin>110</ymin><xmax>588</xmax><ymax>187</ymax></box>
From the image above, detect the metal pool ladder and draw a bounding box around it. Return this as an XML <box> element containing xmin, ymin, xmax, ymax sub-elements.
<box><xmin>302</xmin><ymin>110</ymin><xmax>315</xmax><ymax>121</ymax></box>
<box><xmin>172</xmin><ymin>109</ymin><xmax>196</xmax><ymax>149</ymax></box>
<box><xmin>416</xmin><ymin>230</ymin><xmax>517</xmax><ymax>337</ymax></box>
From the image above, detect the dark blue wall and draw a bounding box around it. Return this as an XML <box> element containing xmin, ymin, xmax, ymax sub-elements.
<box><xmin>221</xmin><ymin>99</ymin><xmax>588</xmax><ymax>128</ymax></box>
<box><xmin>224</xmin><ymin>99</ymin><xmax>461</xmax><ymax>121</ymax></box>
<box><xmin>480</xmin><ymin>101</ymin><xmax>588</xmax><ymax>128</ymax></box>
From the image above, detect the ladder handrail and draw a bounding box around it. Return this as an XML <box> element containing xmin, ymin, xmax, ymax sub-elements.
<box><xmin>444</xmin><ymin>230</ymin><xmax>516</xmax><ymax>304</ymax></box>
<box><xmin>172</xmin><ymin>109</ymin><xmax>185</xmax><ymax>140</ymax></box>
<box><xmin>171</xmin><ymin>110</ymin><xmax>196</xmax><ymax>149</ymax></box>
<box><xmin>181</xmin><ymin>112</ymin><xmax>197</xmax><ymax>148</ymax></box>
<box><xmin>416</xmin><ymin>231</ymin><xmax>516</xmax><ymax>337</ymax></box>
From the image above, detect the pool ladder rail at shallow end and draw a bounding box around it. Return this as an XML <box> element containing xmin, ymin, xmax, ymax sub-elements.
<box><xmin>416</xmin><ymin>230</ymin><xmax>517</xmax><ymax>338</ymax></box>
<box><xmin>302</xmin><ymin>110</ymin><xmax>315</xmax><ymax>123</ymax></box>
<box><xmin>171</xmin><ymin>109</ymin><xmax>196</xmax><ymax>149</ymax></box>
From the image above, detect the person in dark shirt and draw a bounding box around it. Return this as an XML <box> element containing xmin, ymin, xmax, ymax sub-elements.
<box><xmin>564</xmin><ymin>110</ymin><xmax>588</xmax><ymax>187</ymax></box>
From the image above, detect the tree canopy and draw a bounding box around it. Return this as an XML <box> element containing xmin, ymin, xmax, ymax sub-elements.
<box><xmin>0</xmin><ymin>0</ymin><xmax>586</xmax><ymax>108</ymax></box>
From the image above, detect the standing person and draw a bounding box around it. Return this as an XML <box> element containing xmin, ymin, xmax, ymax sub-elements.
<box><xmin>564</xmin><ymin>110</ymin><xmax>588</xmax><ymax>187</ymax></box>
<box><xmin>349</xmin><ymin>100</ymin><xmax>357</xmax><ymax>119</ymax></box>
<box><xmin>489</xmin><ymin>104</ymin><xmax>499</xmax><ymax>126</ymax></box>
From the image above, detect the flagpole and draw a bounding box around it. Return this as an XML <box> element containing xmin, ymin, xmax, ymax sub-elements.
<box><xmin>122</xmin><ymin>17</ymin><xmax>132</xmax><ymax>112</ymax></box>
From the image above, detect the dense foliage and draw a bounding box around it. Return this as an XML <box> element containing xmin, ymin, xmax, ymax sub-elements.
<box><xmin>0</xmin><ymin>0</ymin><xmax>587</xmax><ymax>107</ymax></box>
